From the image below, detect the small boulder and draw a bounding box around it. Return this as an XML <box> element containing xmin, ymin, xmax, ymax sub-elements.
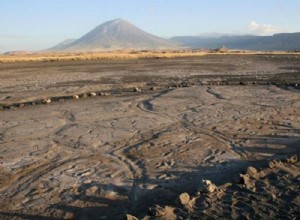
<box><xmin>148</xmin><ymin>205</ymin><xmax>166</xmax><ymax>217</ymax></box>
<box><xmin>247</xmin><ymin>166</ymin><xmax>258</xmax><ymax>178</ymax></box>
<box><xmin>239</xmin><ymin>173</ymin><xmax>255</xmax><ymax>190</ymax></box>
<box><xmin>133</xmin><ymin>87</ymin><xmax>142</xmax><ymax>92</ymax></box>
<box><xmin>73</xmin><ymin>95</ymin><xmax>79</xmax><ymax>99</ymax></box>
<box><xmin>179</xmin><ymin>192</ymin><xmax>190</xmax><ymax>205</ymax></box>
<box><xmin>198</xmin><ymin>179</ymin><xmax>217</xmax><ymax>193</ymax></box>
<box><xmin>43</xmin><ymin>98</ymin><xmax>51</xmax><ymax>104</ymax></box>
<box><xmin>100</xmin><ymin>92</ymin><xmax>110</xmax><ymax>96</ymax></box>
<box><xmin>286</xmin><ymin>155</ymin><xmax>298</xmax><ymax>164</ymax></box>
<box><xmin>268</xmin><ymin>159</ymin><xmax>282</xmax><ymax>168</ymax></box>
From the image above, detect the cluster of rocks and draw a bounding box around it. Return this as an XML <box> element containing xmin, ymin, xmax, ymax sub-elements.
<box><xmin>0</xmin><ymin>86</ymin><xmax>145</xmax><ymax>111</ymax></box>
<box><xmin>126</xmin><ymin>155</ymin><xmax>299</xmax><ymax>219</ymax></box>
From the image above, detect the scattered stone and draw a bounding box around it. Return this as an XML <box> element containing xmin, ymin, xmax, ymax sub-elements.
<box><xmin>148</xmin><ymin>205</ymin><xmax>166</xmax><ymax>217</ymax></box>
<box><xmin>199</xmin><ymin>179</ymin><xmax>217</xmax><ymax>193</ymax></box>
<box><xmin>158</xmin><ymin>174</ymin><xmax>168</xmax><ymax>179</ymax></box>
<box><xmin>4</xmin><ymin>96</ymin><xmax>12</xmax><ymax>100</ymax></box>
<box><xmin>100</xmin><ymin>92</ymin><xmax>110</xmax><ymax>96</ymax></box>
<box><xmin>286</xmin><ymin>155</ymin><xmax>298</xmax><ymax>164</ymax></box>
<box><xmin>133</xmin><ymin>87</ymin><xmax>142</xmax><ymax>92</ymax></box>
<box><xmin>247</xmin><ymin>166</ymin><xmax>258</xmax><ymax>178</ymax></box>
<box><xmin>86</xmin><ymin>186</ymin><xmax>98</xmax><ymax>195</ymax></box>
<box><xmin>43</xmin><ymin>98</ymin><xmax>51</xmax><ymax>104</ymax></box>
<box><xmin>125</xmin><ymin>214</ymin><xmax>138</xmax><ymax>220</ymax></box>
<box><xmin>239</xmin><ymin>173</ymin><xmax>255</xmax><ymax>190</ymax></box>
<box><xmin>269</xmin><ymin>159</ymin><xmax>282</xmax><ymax>168</ymax></box>
<box><xmin>73</xmin><ymin>95</ymin><xmax>79</xmax><ymax>99</ymax></box>
<box><xmin>179</xmin><ymin>192</ymin><xmax>190</xmax><ymax>205</ymax></box>
<box><xmin>269</xmin><ymin>160</ymin><xmax>276</xmax><ymax>169</ymax></box>
<box><xmin>146</xmin><ymin>184</ymin><xmax>158</xmax><ymax>190</ymax></box>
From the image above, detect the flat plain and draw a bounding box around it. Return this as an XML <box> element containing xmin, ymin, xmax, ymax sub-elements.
<box><xmin>0</xmin><ymin>54</ymin><xmax>299</xmax><ymax>219</ymax></box>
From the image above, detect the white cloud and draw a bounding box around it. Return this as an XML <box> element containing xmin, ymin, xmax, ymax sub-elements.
<box><xmin>247</xmin><ymin>21</ymin><xmax>282</xmax><ymax>35</ymax></box>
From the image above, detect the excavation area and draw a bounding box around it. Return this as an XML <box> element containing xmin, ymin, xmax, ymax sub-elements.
<box><xmin>0</xmin><ymin>55</ymin><xmax>300</xmax><ymax>219</ymax></box>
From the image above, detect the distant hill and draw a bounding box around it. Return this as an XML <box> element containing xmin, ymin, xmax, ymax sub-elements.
<box><xmin>171</xmin><ymin>33</ymin><xmax>300</xmax><ymax>51</ymax></box>
<box><xmin>49</xmin><ymin>19</ymin><xmax>177</xmax><ymax>51</ymax></box>
<box><xmin>2</xmin><ymin>51</ymin><xmax>33</xmax><ymax>56</ymax></box>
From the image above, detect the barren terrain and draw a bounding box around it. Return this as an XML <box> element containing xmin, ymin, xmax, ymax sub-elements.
<box><xmin>0</xmin><ymin>55</ymin><xmax>299</xmax><ymax>219</ymax></box>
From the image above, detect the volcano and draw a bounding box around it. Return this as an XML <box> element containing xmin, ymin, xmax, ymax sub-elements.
<box><xmin>49</xmin><ymin>19</ymin><xmax>177</xmax><ymax>51</ymax></box>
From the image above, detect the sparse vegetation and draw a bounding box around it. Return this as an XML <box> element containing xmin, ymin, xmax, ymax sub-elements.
<box><xmin>0</xmin><ymin>50</ymin><xmax>299</xmax><ymax>63</ymax></box>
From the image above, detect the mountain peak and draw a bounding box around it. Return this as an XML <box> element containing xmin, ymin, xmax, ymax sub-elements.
<box><xmin>112</xmin><ymin>18</ymin><xmax>128</xmax><ymax>23</ymax></box>
<box><xmin>49</xmin><ymin>19</ymin><xmax>177</xmax><ymax>51</ymax></box>
<box><xmin>103</xmin><ymin>18</ymin><xmax>130</xmax><ymax>26</ymax></box>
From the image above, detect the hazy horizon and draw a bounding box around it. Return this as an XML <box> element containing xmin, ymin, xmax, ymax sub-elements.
<box><xmin>1</xmin><ymin>0</ymin><xmax>300</xmax><ymax>53</ymax></box>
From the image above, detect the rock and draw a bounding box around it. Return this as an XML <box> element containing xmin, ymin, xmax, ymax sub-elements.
<box><xmin>90</xmin><ymin>92</ymin><xmax>97</xmax><ymax>97</ymax></box>
<box><xmin>86</xmin><ymin>186</ymin><xmax>98</xmax><ymax>196</ymax></box>
<box><xmin>158</xmin><ymin>174</ymin><xmax>167</xmax><ymax>179</ymax></box>
<box><xmin>247</xmin><ymin>166</ymin><xmax>258</xmax><ymax>178</ymax></box>
<box><xmin>133</xmin><ymin>87</ymin><xmax>141</xmax><ymax>92</ymax></box>
<box><xmin>38</xmin><ymin>182</ymin><xmax>45</xmax><ymax>189</ymax></box>
<box><xmin>73</xmin><ymin>95</ymin><xmax>79</xmax><ymax>99</ymax></box>
<box><xmin>148</xmin><ymin>205</ymin><xmax>166</xmax><ymax>217</ymax></box>
<box><xmin>286</xmin><ymin>155</ymin><xmax>298</xmax><ymax>164</ymax></box>
<box><xmin>269</xmin><ymin>160</ymin><xmax>276</xmax><ymax>169</ymax></box>
<box><xmin>100</xmin><ymin>92</ymin><xmax>110</xmax><ymax>96</ymax></box>
<box><xmin>125</xmin><ymin>214</ymin><xmax>138</xmax><ymax>220</ymax></box>
<box><xmin>239</xmin><ymin>173</ymin><xmax>255</xmax><ymax>190</ymax></box>
<box><xmin>179</xmin><ymin>192</ymin><xmax>190</xmax><ymax>205</ymax></box>
<box><xmin>239</xmin><ymin>173</ymin><xmax>250</xmax><ymax>184</ymax></box>
<box><xmin>269</xmin><ymin>159</ymin><xmax>282</xmax><ymax>168</ymax></box>
<box><xmin>146</xmin><ymin>184</ymin><xmax>158</xmax><ymax>190</ymax></box>
<box><xmin>199</xmin><ymin>179</ymin><xmax>217</xmax><ymax>193</ymax></box>
<box><xmin>43</xmin><ymin>98</ymin><xmax>51</xmax><ymax>104</ymax></box>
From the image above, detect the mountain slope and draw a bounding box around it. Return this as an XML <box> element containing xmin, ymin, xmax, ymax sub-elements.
<box><xmin>49</xmin><ymin>39</ymin><xmax>77</xmax><ymax>51</ymax></box>
<box><xmin>171</xmin><ymin>33</ymin><xmax>300</xmax><ymax>51</ymax></box>
<box><xmin>49</xmin><ymin>19</ymin><xmax>177</xmax><ymax>51</ymax></box>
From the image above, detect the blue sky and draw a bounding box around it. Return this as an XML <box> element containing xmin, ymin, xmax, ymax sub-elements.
<box><xmin>0</xmin><ymin>0</ymin><xmax>299</xmax><ymax>52</ymax></box>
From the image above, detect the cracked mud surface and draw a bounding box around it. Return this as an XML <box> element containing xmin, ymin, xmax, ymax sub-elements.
<box><xmin>0</xmin><ymin>55</ymin><xmax>299</xmax><ymax>219</ymax></box>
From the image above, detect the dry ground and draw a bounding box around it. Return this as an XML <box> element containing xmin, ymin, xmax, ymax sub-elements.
<box><xmin>0</xmin><ymin>54</ymin><xmax>299</xmax><ymax>219</ymax></box>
